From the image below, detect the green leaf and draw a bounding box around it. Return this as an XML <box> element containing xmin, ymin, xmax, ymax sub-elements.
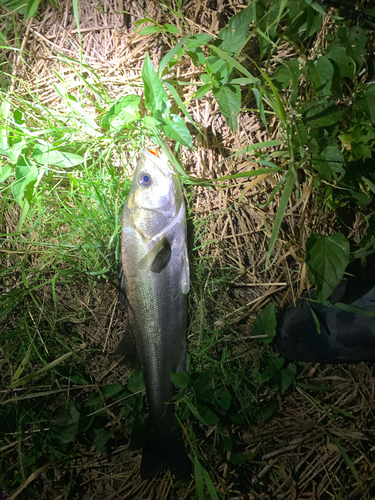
<box><xmin>185</xmin><ymin>33</ymin><xmax>213</xmax><ymax>50</ymax></box>
<box><xmin>159</xmin><ymin>35</ymin><xmax>190</xmax><ymax>76</ymax></box>
<box><xmin>301</xmin><ymin>99</ymin><xmax>343</xmax><ymax>127</ymax></box>
<box><xmin>213</xmin><ymin>84</ymin><xmax>241</xmax><ymax>131</ymax></box>
<box><xmin>338</xmin><ymin>26</ymin><xmax>367</xmax><ymax>72</ymax></box>
<box><xmin>102</xmin><ymin>384</ymin><xmax>125</xmax><ymax>398</ymax></box>
<box><xmin>94</xmin><ymin>428</ymin><xmax>112</xmax><ymax>455</ymax></box>
<box><xmin>305</xmin><ymin>233</ymin><xmax>350</xmax><ymax>302</ymax></box>
<box><xmin>12</xmin><ymin>158</ymin><xmax>38</xmax><ymax>206</ymax></box>
<box><xmin>142</xmin><ymin>53</ymin><xmax>170</xmax><ymax>114</ymax></box>
<box><xmin>33</xmin><ymin>144</ymin><xmax>84</xmax><ymax>168</ymax></box>
<box><xmin>266</xmin><ymin>169</ymin><xmax>295</xmax><ymax>269</ymax></box>
<box><xmin>50</xmin><ymin>400</ymin><xmax>80</xmax><ymax>443</ymax></box>
<box><xmin>127</xmin><ymin>370</ymin><xmax>145</xmax><ymax>393</ymax></box>
<box><xmin>193</xmin><ymin>84</ymin><xmax>212</xmax><ymax>100</ymax></box>
<box><xmin>163</xmin><ymin>23</ymin><xmax>180</xmax><ymax>34</ymax></box>
<box><xmin>277</xmin><ymin>363</ymin><xmax>297</xmax><ymax>394</ymax></box>
<box><xmin>157</xmin><ymin>113</ymin><xmax>193</xmax><ymax>149</ymax></box>
<box><xmin>208</xmin><ymin>44</ymin><xmax>259</xmax><ymax>85</ymax></box>
<box><xmin>139</xmin><ymin>25</ymin><xmax>160</xmax><ymax>35</ymax></box>
<box><xmin>171</xmin><ymin>371</ymin><xmax>189</xmax><ymax>389</ymax></box>
<box><xmin>313</xmin><ymin>145</ymin><xmax>345</xmax><ymax>181</ymax></box>
<box><xmin>163</xmin><ymin>81</ymin><xmax>199</xmax><ymax>131</ymax></box>
<box><xmin>213</xmin><ymin>388</ymin><xmax>231</xmax><ymax>410</ymax></box>
<box><xmin>257</xmin><ymin>401</ymin><xmax>277</xmax><ymax>421</ymax></box>
<box><xmin>251</xmin><ymin>303</ymin><xmax>277</xmax><ymax>344</ymax></box>
<box><xmin>25</xmin><ymin>0</ymin><xmax>40</xmax><ymax>19</ymax></box>
<box><xmin>357</xmin><ymin>84</ymin><xmax>375</xmax><ymax>123</ymax></box>
<box><xmin>326</xmin><ymin>44</ymin><xmax>355</xmax><ymax>79</ymax></box>
<box><xmin>234</xmin><ymin>140</ymin><xmax>283</xmax><ymax>155</ymax></box>
<box><xmin>215</xmin><ymin>5</ymin><xmax>253</xmax><ymax>55</ymax></box>
<box><xmin>0</xmin><ymin>164</ymin><xmax>13</xmax><ymax>183</ymax></box>
<box><xmin>102</xmin><ymin>95</ymin><xmax>141</xmax><ymax>131</ymax></box>
<box><xmin>315</xmin><ymin>56</ymin><xmax>334</xmax><ymax>95</ymax></box>
<box><xmin>335</xmin><ymin>440</ymin><xmax>362</xmax><ymax>485</ymax></box>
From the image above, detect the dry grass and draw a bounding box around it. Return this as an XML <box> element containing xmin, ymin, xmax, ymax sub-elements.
<box><xmin>1</xmin><ymin>0</ymin><xmax>375</xmax><ymax>498</ymax></box>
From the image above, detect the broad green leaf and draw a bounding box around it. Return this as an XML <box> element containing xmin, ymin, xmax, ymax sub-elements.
<box><xmin>143</xmin><ymin>115</ymin><xmax>161</xmax><ymax>131</ymax></box>
<box><xmin>277</xmin><ymin>363</ymin><xmax>297</xmax><ymax>394</ymax></box>
<box><xmin>163</xmin><ymin>23</ymin><xmax>180</xmax><ymax>34</ymax></box>
<box><xmin>315</xmin><ymin>56</ymin><xmax>334</xmax><ymax>95</ymax></box>
<box><xmin>326</xmin><ymin>44</ymin><xmax>355</xmax><ymax>79</ymax></box>
<box><xmin>272</xmin><ymin>59</ymin><xmax>300</xmax><ymax>90</ymax></box>
<box><xmin>185</xmin><ymin>33</ymin><xmax>213</xmax><ymax>50</ymax></box>
<box><xmin>193</xmin><ymin>84</ymin><xmax>212</xmax><ymax>100</ymax></box>
<box><xmin>142</xmin><ymin>53</ymin><xmax>170</xmax><ymax>114</ymax></box>
<box><xmin>139</xmin><ymin>25</ymin><xmax>160</xmax><ymax>35</ymax></box>
<box><xmin>213</xmin><ymin>388</ymin><xmax>231</xmax><ymax>410</ymax></box>
<box><xmin>128</xmin><ymin>370</ymin><xmax>145</xmax><ymax>393</ymax></box>
<box><xmin>33</xmin><ymin>144</ymin><xmax>84</xmax><ymax>168</ymax></box>
<box><xmin>12</xmin><ymin>158</ymin><xmax>38</xmax><ymax>206</ymax></box>
<box><xmin>8</xmin><ymin>140</ymin><xmax>26</xmax><ymax>163</ymax></box>
<box><xmin>213</xmin><ymin>84</ymin><xmax>241</xmax><ymax>131</ymax></box>
<box><xmin>257</xmin><ymin>401</ymin><xmax>277</xmax><ymax>421</ymax></box>
<box><xmin>50</xmin><ymin>400</ymin><xmax>80</xmax><ymax>443</ymax></box>
<box><xmin>305</xmin><ymin>233</ymin><xmax>350</xmax><ymax>302</ymax></box>
<box><xmin>102</xmin><ymin>95</ymin><xmax>141</xmax><ymax>131</ymax></box>
<box><xmin>159</xmin><ymin>35</ymin><xmax>190</xmax><ymax>76</ymax></box>
<box><xmin>266</xmin><ymin>169</ymin><xmax>295</xmax><ymax>269</ymax></box>
<box><xmin>94</xmin><ymin>428</ymin><xmax>112</xmax><ymax>455</ymax></box>
<box><xmin>157</xmin><ymin>113</ymin><xmax>193</xmax><ymax>149</ymax></box>
<box><xmin>313</xmin><ymin>145</ymin><xmax>345</xmax><ymax>181</ymax></box>
<box><xmin>102</xmin><ymin>384</ymin><xmax>125</xmax><ymax>398</ymax></box>
<box><xmin>25</xmin><ymin>0</ymin><xmax>40</xmax><ymax>19</ymax></box>
<box><xmin>301</xmin><ymin>99</ymin><xmax>343</xmax><ymax>127</ymax></box>
<box><xmin>208</xmin><ymin>44</ymin><xmax>259</xmax><ymax>84</ymax></box>
<box><xmin>215</xmin><ymin>5</ymin><xmax>253</xmax><ymax>55</ymax></box>
<box><xmin>338</xmin><ymin>26</ymin><xmax>366</xmax><ymax>72</ymax></box>
<box><xmin>357</xmin><ymin>84</ymin><xmax>375</xmax><ymax>123</ymax></box>
<box><xmin>171</xmin><ymin>371</ymin><xmax>189</xmax><ymax>389</ymax></box>
<box><xmin>251</xmin><ymin>303</ymin><xmax>277</xmax><ymax>344</ymax></box>
<box><xmin>0</xmin><ymin>164</ymin><xmax>13</xmax><ymax>182</ymax></box>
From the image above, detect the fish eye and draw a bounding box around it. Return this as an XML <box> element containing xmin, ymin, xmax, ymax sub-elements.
<box><xmin>138</xmin><ymin>172</ymin><xmax>152</xmax><ymax>188</ymax></box>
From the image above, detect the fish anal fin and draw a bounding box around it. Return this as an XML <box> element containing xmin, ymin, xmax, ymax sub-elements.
<box><xmin>113</xmin><ymin>329</ymin><xmax>140</xmax><ymax>369</ymax></box>
<box><xmin>138</xmin><ymin>237</ymin><xmax>172</xmax><ymax>273</ymax></box>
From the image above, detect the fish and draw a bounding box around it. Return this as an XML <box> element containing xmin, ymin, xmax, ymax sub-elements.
<box><xmin>117</xmin><ymin>146</ymin><xmax>192</xmax><ymax>480</ymax></box>
<box><xmin>274</xmin><ymin>263</ymin><xmax>375</xmax><ymax>363</ymax></box>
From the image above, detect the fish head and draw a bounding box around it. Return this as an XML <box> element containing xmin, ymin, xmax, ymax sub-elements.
<box><xmin>126</xmin><ymin>148</ymin><xmax>183</xmax><ymax>240</ymax></box>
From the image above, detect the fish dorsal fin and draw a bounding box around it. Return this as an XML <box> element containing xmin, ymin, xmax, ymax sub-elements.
<box><xmin>138</xmin><ymin>237</ymin><xmax>172</xmax><ymax>273</ymax></box>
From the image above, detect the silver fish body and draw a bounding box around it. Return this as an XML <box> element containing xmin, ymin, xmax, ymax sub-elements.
<box><xmin>118</xmin><ymin>147</ymin><xmax>191</xmax><ymax>480</ymax></box>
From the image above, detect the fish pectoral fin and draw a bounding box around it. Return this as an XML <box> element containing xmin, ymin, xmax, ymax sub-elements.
<box><xmin>137</xmin><ymin>237</ymin><xmax>172</xmax><ymax>273</ymax></box>
<box><xmin>113</xmin><ymin>329</ymin><xmax>140</xmax><ymax>369</ymax></box>
<box><xmin>118</xmin><ymin>262</ymin><xmax>127</xmax><ymax>306</ymax></box>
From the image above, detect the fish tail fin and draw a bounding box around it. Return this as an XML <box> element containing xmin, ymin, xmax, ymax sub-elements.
<box><xmin>140</xmin><ymin>418</ymin><xmax>192</xmax><ymax>481</ymax></box>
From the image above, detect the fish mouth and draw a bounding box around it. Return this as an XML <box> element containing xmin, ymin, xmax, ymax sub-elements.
<box><xmin>143</xmin><ymin>149</ymin><xmax>172</xmax><ymax>179</ymax></box>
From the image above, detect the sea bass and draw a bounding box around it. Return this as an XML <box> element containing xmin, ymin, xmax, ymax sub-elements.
<box><xmin>117</xmin><ymin>147</ymin><xmax>191</xmax><ymax>480</ymax></box>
